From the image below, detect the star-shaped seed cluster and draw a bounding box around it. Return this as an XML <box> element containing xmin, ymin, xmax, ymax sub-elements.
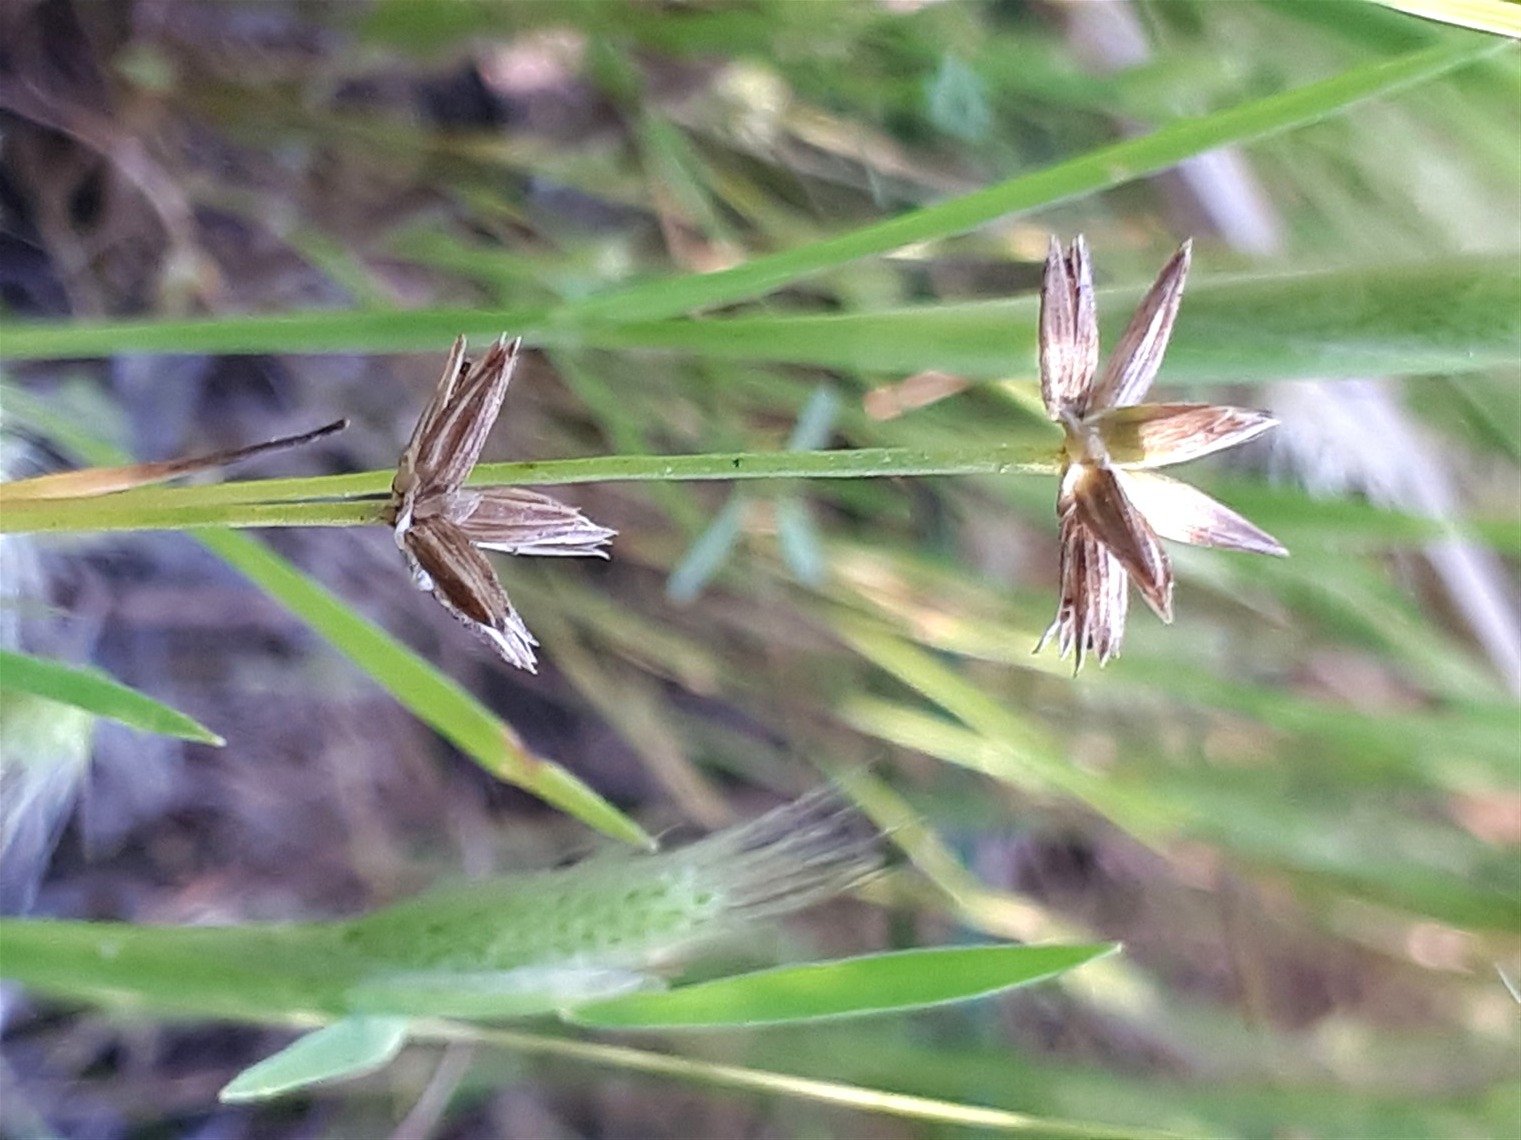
<box><xmin>384</xmin><ymin>335</ymin><xmax>615</xmax><ymax>672</ymax></box>
<box><xmin>1034</xmin><ymin>236</ymin><xmax>1287</xmax><ymax>670</ymax></box>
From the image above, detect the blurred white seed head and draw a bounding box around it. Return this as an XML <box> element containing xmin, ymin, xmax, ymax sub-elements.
<box><xmin>0</xmin><ymin>416</ymin><xmax>95</xmax><ymax>913</ymax></box>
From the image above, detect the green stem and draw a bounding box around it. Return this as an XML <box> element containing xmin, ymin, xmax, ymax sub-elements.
<box><xmin>0</xmin><ymin>497</ymin><xmax>384</xmax><ymax>534</ymax></box>
<box><xmin>0</xmin><ymin>444</ymin><xmax>1059</xmax><ymax>535</ymax></box>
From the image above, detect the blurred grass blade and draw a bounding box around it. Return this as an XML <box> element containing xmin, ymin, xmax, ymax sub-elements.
<box><xmin>926</xmin><ymin>54</ymin><xmax>993</xmax><ymax>143</ymax></box>
<box><xmin>570</xmin><ymin>943</ymin><xmax>1117</xmax><ymax>1029</ymax></box>
<box><xmin>0</xmin><ymin>37</ymin><xmax>1505</xmax><ymax>361</ymax></box>
<box><xmin>574</xmin><ymin>256</ymin><xmax>1521</xmax><ymax>383</ymax></box>
<box><xmin>474</xmin><ymin>1025</ymin><xmax>1184</xmax><ymax>1139</ymax></box>
<box><xmin>788</xmin><ymin>385</ymin><xmax>842</xmax><ymax>451</ymax></box>
<box><xmin>1500</xmin><ymin>968</ymin><xmax>1521</xmax><ymax>1005</ymax></box>
<box><xmin>4</xmin><ymin>251</ymin><xmax>1512</xmax><ymax>384</ymax></box>
<box><xmin>1371</xmin><ymin>0</ymin><xmax>1521</xmax><ymax>37</ymax></box>
<box><xmin>565</xmin><ymin>34</ymin><xmax>1503</xmax><ymax>324</ymax></box>
<box><xmin>834</xmin><ymin>616</ymin><xmax>1177</xmax><ymax>836</ymax></box>
<box><xmin>667</xmin><ymin>495</ymin><xmax>747</xmax><ymax>603</ymax></box>
<box><xmin>0</xmin><ymin>649</ymin><xmax>223</xmax><ymax>745</ymax></box>
<box><xmin>194</xmin><ymin>529</ymin><xmax>651</xmax><ymax>849</ymax></box>
<box><xmin>775</xmin><ymin>495</ymin><xmax>826</xmax><ymax>587</ymax></box>
<box><xmin>775</xmin><ymin>385</ymin><xmax>839</xmax><ymax>586</ymax></box>
<box><xmin>0</xmin><ymin>914</ymin><xmax>343</xmax><ymax>1022</ymax></box>
<box><xmin>219</xmin><ymin>1017</ymin><xmax>411</xmax><ymax>1104</ymax></box>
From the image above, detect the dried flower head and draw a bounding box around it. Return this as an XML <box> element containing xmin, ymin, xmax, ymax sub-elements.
<box><xmin>384</xmin><ymin>335</ymin><xmax>615</xmax><ymax>672</ymax></box>
<box><xmin>1034</xmin><ymin>236</ymin><xmax>1287</xmax><ymax>670</ymax></box>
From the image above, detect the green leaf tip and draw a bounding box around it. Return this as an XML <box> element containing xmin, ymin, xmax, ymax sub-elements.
<box><xmin>218</xmin><ymin>1017</ymin><xmax>411</xmax><ymax>1104</ymax></box>
<box><xmin>0</xmin><ymin>649</ymin><xmax>224</xmax><ymax>745</ymax></box>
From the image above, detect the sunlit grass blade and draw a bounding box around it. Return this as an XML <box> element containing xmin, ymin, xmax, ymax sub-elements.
<box><xmin>570</xmin><ymin>943</ymin><xmax>1118</xmax><ymax>1029</ymax></box>
<box><xmin>1106</xmin><ymin>660</ymin><xmax>1519</xmax><ymax>787</ymax></box>
<box><xmin>832</xmin><ymin>615</ymin><xmax>1178</xmax><ymax>836</ymax></box>
<box><xmin>0</xmin><ymin>648</ymin><xmax>223</xmax><ymax>745</ymax></box>
<box><xmin>194</xmin><ymin>529</ymin><xmax>651</xmax><ymax>849</ymax></box>
<box><xmin>1371</xmin><ymin>0</ymin><xmax>1521</xmax><ymax>37</ymax></box>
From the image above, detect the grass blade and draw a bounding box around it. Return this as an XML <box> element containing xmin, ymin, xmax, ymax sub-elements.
<box><xmin>219</xmin><ymin>1017</ymin><xmax>411</xmax><ymax>1104</ymax></box>
<box><xmin>193</xmin><ymin>529</ymin><xmax>651</xmax><ymax>849</ymax></box>
<box><xmin>573</xmin><ymin>255</ymin><xmax>1521</xmax><ymax>383</ymax></box>
<box><xmin>0</xmin><ymin>648</ymin><xmax>223</xmax><ymax>745</ymax></box>
<box><xmin>570</xmin><ymin>943</ymin><xmax>1118</xmax><ymax>1029</ymax></box>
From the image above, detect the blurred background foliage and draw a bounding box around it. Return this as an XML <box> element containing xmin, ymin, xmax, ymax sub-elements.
<box><xmin>0</xmin><ymin>0</ymin><xmax>1517</xmax><ymax>1137</ymax></box>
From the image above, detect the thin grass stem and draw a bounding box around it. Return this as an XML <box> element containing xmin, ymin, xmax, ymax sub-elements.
<box><xmin>0</xmin><ymin>444</ymin><xmax>1059</xmax><ymax>534</ymax></box>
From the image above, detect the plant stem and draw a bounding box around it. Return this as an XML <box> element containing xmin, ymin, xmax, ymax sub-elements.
<box><xmin>0</xmin><ymin>444</ymin><xmax>1059</xmax><ymax>535</ymax></box>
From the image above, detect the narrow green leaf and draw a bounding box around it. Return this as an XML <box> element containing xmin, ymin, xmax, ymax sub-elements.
<box><xmin>0</xmin><ymin>649</ymin><xmax>223</xmax><ymax>745</ymax></box>
<box><xmin>194</xmin><ymin>529</ymin><xmax>652</xmax><ymax>850</ymax></box>
<box><xmin>570</xmin><ymin>943</ymin><xmax>1118</xmax><ymax>1029</ymax></box>
<box><xmin>219</xmin><ymin>1017</ymin><xmax>411</xmax><ymax>1104</ymax></box>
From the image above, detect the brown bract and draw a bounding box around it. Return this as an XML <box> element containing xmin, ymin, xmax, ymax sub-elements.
<box><xmin>1034</xmin><ymin>236</ymin><xmax>1287</xmax><ymax>671</ymax></box>
<box><xmin>383</xmin><ymin>335</ymin><xmax>616</xmax><ymax>672</ymax></box>
<box><xmin>0</xmin><ymin>419</ymin><xmax>348</xmax><ymax>501</ymax></box>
